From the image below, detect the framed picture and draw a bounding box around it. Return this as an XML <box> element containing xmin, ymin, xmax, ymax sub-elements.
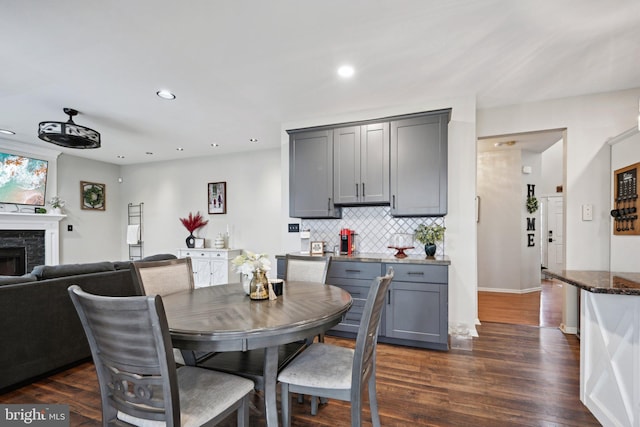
<box><xmin>310</xmin><ymin>241</ymin><xmax>324</xmax><ymax>256</ymax></box>
<box><xmin>208</xmin><ymin>182</ymin><xmax>226</xmax><ymax>214</ymax></box>
<box><xmin>80</xmin><ymin>181</ymin><xmax>106</xmax><ymax>211</ymax></box>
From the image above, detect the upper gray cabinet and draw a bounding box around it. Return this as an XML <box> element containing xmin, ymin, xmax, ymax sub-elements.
<box><xmin>333</xmin><ymin>123</ymin><xmax>389</xmax><ymax>205</ymax></box>
<box><xmin>288</xmin><ymin>129</ymin><xmax>341</xmax><ymax>218</ymax></box>
<box><xmin>390</xmin><ymin>111</ymin><xmax>450</xmax><ymax>216</ymax></box>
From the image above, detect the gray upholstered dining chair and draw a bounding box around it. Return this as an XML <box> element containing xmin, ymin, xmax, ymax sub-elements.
<box><xmin>68</xmin><ymin>284</ymin><xmax>254</xmax><ymax>427</ymax></box>
<box><xmin>132</xmin><ymin>257</ymin><xmax>209</xmax><ymax>366</ymax></box>
<box><xmin>285</xmin><ymin>254</ymin><xmax>332</xmax><ymax>286</ymax></box>
<box><xmin>277</xmin><ymin>267</ymin><xmax>394</xmax><ymax>427</ymax></box>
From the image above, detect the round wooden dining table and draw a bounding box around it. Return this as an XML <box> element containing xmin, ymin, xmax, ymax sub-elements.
<box><xmin>161</xmin><ymin>281</ymin><xmax>353</xmax><ymax>427</ymax></box>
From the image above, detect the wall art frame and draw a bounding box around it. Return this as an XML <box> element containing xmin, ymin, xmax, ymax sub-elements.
<box><xmin>208</xmin><ymin>182</ymin><xmax>227</xmax><ymax>214</ymax></box>
<box><xmin>81</xmin><ymin>181</ymin><xmax>106</xmax><ymax>211</ymax></box>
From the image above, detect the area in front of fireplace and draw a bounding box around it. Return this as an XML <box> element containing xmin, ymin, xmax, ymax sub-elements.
<box><xmin>0</xmin><ymin>230</ymin><xmax>45</xmax><ymax>275</ymax></box>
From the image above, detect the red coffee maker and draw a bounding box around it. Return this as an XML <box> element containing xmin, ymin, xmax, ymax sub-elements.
<box><xmin>339</xmin><ymin>228</ymin><xmax>356</xmax><ymax>255</ymax></box>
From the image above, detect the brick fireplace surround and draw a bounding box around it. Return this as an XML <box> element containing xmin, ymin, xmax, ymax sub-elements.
<box><xmin>0</xmin><ymin>212</ymin><xmax>64</xmax><ymax>270</ymax></box>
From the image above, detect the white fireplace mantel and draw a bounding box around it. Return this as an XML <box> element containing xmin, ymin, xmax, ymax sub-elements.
<box><xmin>0</xmin><ymin>212</ymin><xmax>65</xmax><ymax>265</ymax></box>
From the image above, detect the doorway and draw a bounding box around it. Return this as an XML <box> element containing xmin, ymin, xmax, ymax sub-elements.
<box><xmin>476</xmin><ymin>129</ymin><xmax>566</xmax><ymax>328</ymax></box>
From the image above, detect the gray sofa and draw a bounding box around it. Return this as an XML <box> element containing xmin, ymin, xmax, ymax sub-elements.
<box><xmin>0</xmin><ymin>254</ymin><xmax>177</xmax><ymax>392</ymax></box>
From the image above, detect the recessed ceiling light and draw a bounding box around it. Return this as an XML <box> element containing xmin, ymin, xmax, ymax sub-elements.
<box><xmin>0</xmin><ymin>129</ymin><xmax>15</xmax><ymax>135</ymax></box>
<box><xmin>494</xmin><ymin>141</ymin><xmax>516</xmax><ymax>147</ymax></box>
<box><xmin>117</xmin><ymin>155</ymin><xmax>125</xmax><ymax>159</ymax></box>
<box><xmin>145</xmin><ymin>152</ymin><xmax>153</xmax><ymax>155</ymax></box>
<box><xmin>156</xmin><ymin>89</ymin><xmax>176</xmax><ymax>100</ymax></box>
<box><xmin>211</xmin><ymin>143</ymin><xmax>219</xmax><ymax>147</ymax></box>
<box><xmin>249</xmin><ymin>138</ymin><xmax>258</xmax><ymax>143</ymax></box>
<box><xmin>176</xmin><ymin>147</ymin><xmax>184</xmax><ymax>151</ymax></box>
<box><xmin>337</xmin><ymin>65</ymin><xmax>355</xmax><ymax>78</ymax></box>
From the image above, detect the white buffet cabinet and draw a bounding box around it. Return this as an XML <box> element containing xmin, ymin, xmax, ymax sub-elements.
<box><xmin>177</xmin><ymin>248</ymin><xmax>241</xmax><ymax>288</ymax></box>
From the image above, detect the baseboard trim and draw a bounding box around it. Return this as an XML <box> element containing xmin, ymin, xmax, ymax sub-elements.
<box><xmin>478</xmin><ymin>286</ymin><xmax>542</xmax><ymax>294</ymax></box>
<box><xmin>560</xmin><ymin>323</ymin><xmax>578</xmax><ymax>335</ymax></box>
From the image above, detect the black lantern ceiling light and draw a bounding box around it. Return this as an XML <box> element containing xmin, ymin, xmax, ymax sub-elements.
<box><xmin>38</xmin><ymin>108</ymin><xmax>101</xmax><ymax>149</ymax></box>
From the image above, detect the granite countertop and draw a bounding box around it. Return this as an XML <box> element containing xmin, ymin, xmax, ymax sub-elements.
<box><xmin>545</xmin><ymin>269</ymin><xmax>640</xmax><ymax>296</ymax></box>
<box><xmin>276</xmin><ymin>252</ymin><xmax>451</xmax><ymax>265</ymax></box>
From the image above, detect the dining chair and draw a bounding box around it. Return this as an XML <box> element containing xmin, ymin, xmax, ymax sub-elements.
<box><xmin>131</xmin><ymin>257</ymin><xmax>210</xmax><ymax>366</ymax></box>
<box><xmin>277</xmin><ymin>267</ymin><xmax>394</xmax><ymax>427</ymax></box>
<box><xmin>67</xmin><ymin>284</ymin><xmax>254</xmax><ymax>427</ymax></box>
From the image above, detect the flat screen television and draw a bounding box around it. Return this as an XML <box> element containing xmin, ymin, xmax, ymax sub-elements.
<box><xmin>0</xmin><ymin>152</ymin><xmax>48</xmax><ymax>206</ymax></box>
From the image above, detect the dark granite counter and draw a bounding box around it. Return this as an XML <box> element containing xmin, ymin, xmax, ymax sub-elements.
<box><xmin>545</xmin><ymin>269</ymin><xmax>640</xmax><ymax>296</ymax></box>
<box><xmin>276</xmin><ymin>252</ymin><xmax>450</xmax><ymax>265</ymax></box>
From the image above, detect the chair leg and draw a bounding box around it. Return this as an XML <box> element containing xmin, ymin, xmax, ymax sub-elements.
<box><xmin>311</xmin><ymin>396</ymin><xmax>318</xmax><ymax>415</ymax></box>
<box><xmin>237</xmin><ymin>395</ymin><xmax>249</xmax><ymax>427</ymax></box>
<box><xmin>368</xmin><ymin>374</ymin><xmax>381</xmax><ymax>427</ymax></box>
<box><xmin>297</xmin><ymin>393</ymin><xmax>304</xmax><ymax>404</ymax></box>
<box><xmin>281</xmin><ymin>383</ymin><xmax>292</xmax><ymax>427</ymax></box>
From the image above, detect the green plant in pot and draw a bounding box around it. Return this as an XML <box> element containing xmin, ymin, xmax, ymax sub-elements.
<box><xmin>414</xmin><ymin>224</ymin><xmax>446</xmax><ymax>258</ymax></box>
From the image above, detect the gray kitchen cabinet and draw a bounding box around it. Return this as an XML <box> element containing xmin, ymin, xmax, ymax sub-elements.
<box><xmin>325</xmin><ymin>261</ymin><xmax>383</xmax><ymax>335</ymax></box>
<box><xmin>390</xmin><ymin>110</ymin><xmax>450</xmax><ymax>216</ymax></box>
<box><xmin>382</xmin><ymin>263</ymin><xmax>449</xmax><ymax>350</ymax></box>
<box><xmin>288</xmin><ymin>129</ymin><xmax>341</xmax><ymax>218</ymax></box>
<box><xmin>333</xmin><ymin>123</ymin><xmax>389</xmax><ymax>205</ymax></box>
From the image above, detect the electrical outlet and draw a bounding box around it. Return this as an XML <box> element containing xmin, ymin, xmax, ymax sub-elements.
<box><xmin>288</xmin><ymin>223</ymin><xmax>300</xmax><ymax>233</ymax></box>
<box><xmin>582</xmin><ymin>204</ymin><xmax>593</xmax><ymax>221</ymax></box>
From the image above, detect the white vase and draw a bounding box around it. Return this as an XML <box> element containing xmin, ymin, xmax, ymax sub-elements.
<box><xmin>241</xmin><ymin>274</ymin><xmax>251</xmax><ymax>295</ymax></box>
<box><xmin>51</xmin><ymin>207</ymin><xmax>62</xmax><ymax>215</ymax></box>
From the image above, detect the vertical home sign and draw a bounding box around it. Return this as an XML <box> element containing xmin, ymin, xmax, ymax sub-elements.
<box><xmin>526</xmin><ymin>184</ymin><xmax>536</xmax><ymax>247</ymax></box>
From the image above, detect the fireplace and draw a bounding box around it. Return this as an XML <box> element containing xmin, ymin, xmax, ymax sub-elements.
<box><xmin>0</xmin><ymin>230</ymin><xmax>45</xmax><ymax>274</ymax></box>
<box><xmin>0</xmin><ymin>247</ymin><xmax>26</xmax><ymax>276</ymax></box>
<box><xmin>0</xmin><ymin>213</ymin><xmax>63</xmax><ymax>267</ymax></box>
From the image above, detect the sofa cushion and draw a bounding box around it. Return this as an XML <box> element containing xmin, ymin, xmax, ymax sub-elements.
<box><xmin>113</xmin><ymin>261</ymin><xmax>132</xmax><ymax>270</ymax></box>
<box><xmin>140</xmin><ymin>253</ymin><xmax>178</xmax><ymax>262</ymax></box>
<box><xmin>32</xmin><ymin>262</ymin><xmax>116</xmax><ymax>280</ymax></box>
<box><xmin>0</xmin><ymin>274</ymin><xmax>37</xmax><ymax>286</ymax></box>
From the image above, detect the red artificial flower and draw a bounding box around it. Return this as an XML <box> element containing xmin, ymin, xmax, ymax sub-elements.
<box><xmin>179</xmin><ymin>211</ymin><xmax>209</xmax><ymax>233</ymax></box>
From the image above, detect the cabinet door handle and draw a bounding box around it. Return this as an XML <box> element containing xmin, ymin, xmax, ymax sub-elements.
<box><xmin>362</xmin><ymin>183</ymin><xmax>365</xmax><ymax>198</ymax></box>
<box><xmin>355</xmin><ymin>183</ymin><xmax>359</xmax><ymax>198</ymax></box>
<box><xmin>408</xmin><ymin>271</ymin><xmax>425</xmax><ymax>275</ymax></box>
<box><xmin>388</xmin><ymin>289</ymin><xmax>391</xmax><ymax>304</ymax></box>
<box><xmin>345</xmin><ymin>269</ymin><xmax>361</xmax><ymax>273</ymax></box>
<box><xmin>328</xmin><ymin>197</ymin><xmax>331</xmax><ymax>213</ymax></box>
<box><xmin>392</xmin><ymin>195</ymin><xmax>396</xmax><ymax>209</ymax></box>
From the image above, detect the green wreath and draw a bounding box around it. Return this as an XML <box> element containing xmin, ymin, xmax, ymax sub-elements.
<box><xmin>84</xmin><ymin>185</ymin><xmax>104</xmax><ymax>207</ymax></box>
<box><xmin>526</xmin><ymin>195</ymin><xmax>539</xmax><ymax>214</ymax></box>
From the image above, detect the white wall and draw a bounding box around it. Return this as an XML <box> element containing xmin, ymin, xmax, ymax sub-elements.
<box><xmin>478</xmin><ymin>88</ymin><xmax>640</xmax><ymax>271</ymax></box>
<box><xmin>477</xmin><ymin>149</ymin><xmax>541</xmax><ymax>293</ymax></box>
<box><xmin>540</xmin><ymin>139</ymin><xmax>563</xmax><ymax>196</ymax></box>
<box><xmin>477</xmin><ymin>150</ymin><xmax>521</xmax><ymax>292</ymax></box>
<box><xmin>610</xmin><ymin>129</ymin><xmax>640</xmax><ymax>272</ymax></box>
<box><xmin>120</xmin><ymin>148</ymin><xmax>282</xmax><ymax>274</ymax></box>
<box><xmin>281</xmin><ymin>95</ymin><xmax>479</xmax><ymax>336</ymax></box>
<box><xmin>520</xmin><ymin>150</ymin><xmax>541</xmax><ymax>291</ymax></box>
<box><xmin>57</xmin><ymin>154</ymin><xmax>123</xmax><ymax>263</ymax></box>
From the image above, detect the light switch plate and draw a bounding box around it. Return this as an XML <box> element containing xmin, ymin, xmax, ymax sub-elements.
<box><xmin>582</xmin><ymin>204</ymin><xmax>593</xmax><ymax>221</ymax></box>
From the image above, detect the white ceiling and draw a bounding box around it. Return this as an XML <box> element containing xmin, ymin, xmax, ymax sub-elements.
<box><xmin>478</xmin><ymin>128</ymin><xmax>564</xmax><ymax>153</ymax></box>
<box><xmin>1</xmin><ymin>0</ymin><xmax>639</xmax><ymax>165</ymax></box>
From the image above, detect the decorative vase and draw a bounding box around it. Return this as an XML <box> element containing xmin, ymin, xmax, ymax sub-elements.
<box><xmin>214</xmin><ymin>234</ymin><xmax>225</xmax><ymax>249</ymax></box>
<box><xmin>186</xmin><ymin>234</ymin><xmax>196</xmax><ymax>248</ymax></box>
<box><xmin>424</xmin><ymin>243</ymin><xmax>437</xmax><ymax>258</ymax></box>
<box><xmin>249</xmin><ymin>270</ymin><xmax>269</xmax><ymax>300</ymax></box>
<box><xmin>51</xmin><ymin>207</ymin><xmax>62</xmax><ymax>215</ymax></box>
<box><xmin>241</xmin><ymin>274</ymin><xmax>251</xmax><ymax>295</ymax></box>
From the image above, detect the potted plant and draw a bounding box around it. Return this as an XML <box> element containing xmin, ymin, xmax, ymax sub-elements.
<box><xmin>49</xmin><ymin>196</ymin><xmax>65</xmax><ymax>214</ymax></box>
<box><xmin>179</xmin><ymin>211</ymin><xmax>208</xmax><ymax>248</ymax></box>
<box><xmin>414</xmin><ymin>224</ymin><xmax>446</xmax><ymax>258</ymax></box>
<box><xmin>232</xmin><ymin>251</ymin><xmax>272</xmax><ymax>298</ymax></box>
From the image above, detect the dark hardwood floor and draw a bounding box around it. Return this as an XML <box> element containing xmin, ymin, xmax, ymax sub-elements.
<box><xmin>1</xmin><ymin>322</ymin><xmax>598</xmax><ymax>426</ymax></box>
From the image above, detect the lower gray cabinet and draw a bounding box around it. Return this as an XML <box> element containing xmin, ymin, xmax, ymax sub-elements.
<box><xmin>383</xmin><ymin>263</ymin><xmax>448</xmax><ymax>350</ymax></box>
<box><xmin>326</xmin><ymin>259</ymin><xmax>449</xmax><ymax>351</ymax></box>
